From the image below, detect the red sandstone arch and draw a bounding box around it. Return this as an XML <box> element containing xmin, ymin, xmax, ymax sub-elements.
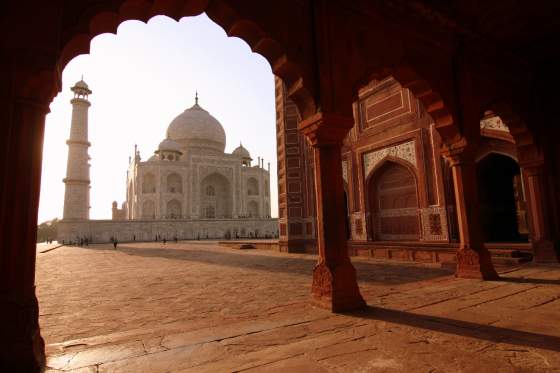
<box><xmin>475</xmin><ymin>138</ymin><xmax>519</xmax><ymax>163</ymax></box>
<box><xmin>354</xmin><ymin>64</ymin><xmax>459</xmax><ymax>144</ymax></box>
<box><xmin>37</xmin><ymin>0</ymin><xmax>317</xmax><ymax>118</ymax></box>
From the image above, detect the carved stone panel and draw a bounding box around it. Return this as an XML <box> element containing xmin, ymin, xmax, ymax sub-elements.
<box><xmin>363</xmin><ymin>140</ymin><xmax>417</xmax><ymax>178</ymax></box>
<box><xmin>420</xmin><ymin>206</ymin><xmax>449</xmax><ymax>241</ymax></box>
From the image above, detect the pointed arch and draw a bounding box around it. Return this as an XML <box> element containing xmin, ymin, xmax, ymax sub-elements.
<box><xmin>365</xmin><ymin>158</ymin><xmax>420</xmax><ymax>241</ymax></box>
<box><xmin>166</xmin><ymin>199</ymin><xmax>182</xmax><ymax>219</ymax></box>
<box><xmin>55</xmin><ymin>0</ymin><xmax>316</xmax><ymax>118</ymax></box>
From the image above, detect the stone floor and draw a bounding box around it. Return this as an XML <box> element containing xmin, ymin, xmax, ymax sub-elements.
<box><xmin>36</xmin><ymin>242</ymin><xmax>560</xmax><ymax>372</ymax></box>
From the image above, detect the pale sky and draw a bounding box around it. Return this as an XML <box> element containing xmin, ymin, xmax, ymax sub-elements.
<box><xmin>39</xmin><ymin>14</ymin><xmax>278</xmax><ymax>223</ymax></box>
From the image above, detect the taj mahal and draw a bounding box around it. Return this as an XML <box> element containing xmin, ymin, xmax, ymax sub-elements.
<box><xmin>57</xmin><ymin>79</ymin><xmax>277</xmax><ymax>243</ymax></box>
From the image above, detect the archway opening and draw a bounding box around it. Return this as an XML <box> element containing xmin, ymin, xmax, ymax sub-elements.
<box><xmin>477</xmin><ymin>153</ymin><xmax>528</xmax><ymax>242</ymax></box>
<box><xmin>200</xmin><ymin>172</ymin><xmax>232</xmax><ymax>219</ymax></box>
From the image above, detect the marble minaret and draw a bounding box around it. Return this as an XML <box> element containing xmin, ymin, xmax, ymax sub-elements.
<box><xmin>63</xmin><ymin>78</ymin><xmax>92</xmax><ymax>220</ymax></box>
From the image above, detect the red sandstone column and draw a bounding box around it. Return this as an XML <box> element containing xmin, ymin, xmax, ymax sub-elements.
<box><xmin>443</xmin><ymin>144</ymin><xmax>499</xmax><ymax>280</ymax></box>
<box><xmin>522</xmin><ymin>164</ymin><xmax>558</xmax><ymax>262</ymax></box>
<box><xmin>0</xmin><ymin>91</ymin><xmax>48</xmax><ymax>369</ymax></box>
<box><xmin>299</xmin><ymin>112</ymin><xmax>366</xmax><ymax>312</ymax></box>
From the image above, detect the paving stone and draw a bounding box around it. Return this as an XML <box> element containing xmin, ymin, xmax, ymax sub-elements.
<box><xmin>36</xmin><ymin>242</ymin><xmax>560</xmax><ymax>371</ymax></box>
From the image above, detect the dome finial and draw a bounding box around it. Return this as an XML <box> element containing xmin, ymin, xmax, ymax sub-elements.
<box><xmin>195</xmin><ymin>90</ymin><xmax>198</xmax><ymax>105</ymax></box>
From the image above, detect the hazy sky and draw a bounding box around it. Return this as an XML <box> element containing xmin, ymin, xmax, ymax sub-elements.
<box><xmin>39</xmin><ymin>14</ymin><xmax>278</xmax><ymax>223</ymax></box>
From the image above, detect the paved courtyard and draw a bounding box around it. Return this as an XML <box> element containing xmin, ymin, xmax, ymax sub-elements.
<box><xmin>37</xmin><ymin>242</ymin><xmax>560</xmax><ymax>372</ymax></box>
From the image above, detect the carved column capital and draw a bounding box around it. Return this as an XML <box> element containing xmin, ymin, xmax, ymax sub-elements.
<box><xmin>440</xmin><ymin>137</ymin><xmax>475</xmax><ymax>167</ymax></box>
<box><xmin>298</xmin><ymin>111</ymin><xmax>354</xmax><ymax>147</ymax></box>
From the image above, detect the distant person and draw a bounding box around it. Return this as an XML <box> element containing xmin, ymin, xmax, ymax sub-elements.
<box><xmin>113</xmin><ymin>240</ymin><xmax>118</xmax><ymax>249</ymax></box>
<box><xmin>133</xmin><ymin>235</ymin><xmax>136</xmax><ymax>241</ymax></box>
<box><xmin>163</xmin><ymin>238</ymin><xmax>167</xmax><ymax>245</ymax></box>
<box><xmin>173</xmin><ymin>236</ymin><xmax>178</xmax><ymax>243</ymax></box>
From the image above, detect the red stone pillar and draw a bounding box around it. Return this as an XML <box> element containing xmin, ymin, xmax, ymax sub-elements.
<box><xmin>443</xmin><ymin>143</ymin><xmax>499</xmax><ymax>280</ymax></box>
<box><xmin>522</xmin><ymin>164</ymin><xmax>558</xmax><ymax>262</ymax></box>
<box><xmin>299</xmin><ymin>112</ymin><xmax>366</xmax><ymax>312</ymax></box>
<box><xmin>0</xmin><ymin>83</ymin><xmax>49</xmax><ymax>369</ymax></box>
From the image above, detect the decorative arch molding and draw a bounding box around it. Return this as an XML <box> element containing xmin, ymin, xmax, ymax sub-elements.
<box><xmin>52</xmin><ymin>0</ymin><xmax>316</xmax><ymax>117</ymax></box>
<box><xmin>365</xmin><ymin>156</ymin><xmax>420</xmax><ymax>196</ymax></box>
<box><xmin>486</xmin><ymin>102</ymin><xmax>542</xmax><ymax>167</ymax></box>
<box><xmin>363</xmin><ymin>141</ymin><xmax>417</xmax><ymax>180</ymax></box>
<box><xmin>166</xmin><ymin>172</ymin><xmax>183</xmax><ymax>193</ymax></box>
<box><xmin>475</xmin><ymin>139</ymin><xmax>519</xmax><ymax>164</ymax></box>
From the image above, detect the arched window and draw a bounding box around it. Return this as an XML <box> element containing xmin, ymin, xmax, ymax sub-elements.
<box><xmin>142</xmin><ymin>173</ymin><xmax>156</xmax><ymax>194</ymax></box>
<box><xmin>206</xmin><ymin>185</ymin><xmax>215</xmax><ymax>196</ymax></box>
<box><xmin>264</xmin><ymin>180</ymin><xmax>269</xmax><ymax>196</ymax></box>
<box><xmin>247</xmin><ymin>178</ymin><xmax>259</xmax><ymax>196</ymax></box>
<box><xmin>205</xmin><ymin>206</ymin><xmax>215</xmax><ymax>218</ymax></box>
<box><xmin>142</xmin><ymin>200</ymin><xmax>155</xmax><ymax>219</ymax></box>
<box><xmin>167</xmin><ymin>173</ymin><xmax>182</xmax><ymax>193</ymax></box>
<box><xmin>166</xmin><ymin>199</ymin><xmax>181</xmax><ymax>219</ymax></box>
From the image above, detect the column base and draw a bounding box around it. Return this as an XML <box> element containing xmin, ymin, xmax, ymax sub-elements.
<box><xmin>456</xmin><ymin>247</ymin><xmax>499</xmax><ymax>280</ymax></box>
<box><xmin>532</xmin><ymin>240</ymin><xmax>559</xmax><ymax>263</ymax></box>
<box><xmin>311</xmin><ymin>260</ymin><xmax>366</xmax><ymax>312</ymax></box>
<box><xmin>0</xmin><ymin>292</ymin><xmax>45</xmax><ymax>372</ymax></box>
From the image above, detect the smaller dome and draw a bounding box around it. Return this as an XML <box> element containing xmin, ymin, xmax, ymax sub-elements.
<box><xmin>74</xmin><ymin>79</ymin><xmax>89</xmax><ymax>90</ymax></box>
<box><xmin>71</xmin><ymin>78</ymin><xmax>92</xmax><ymax>95</ymax></box>
<box><xmin>232</xmin><ymin>143</ymin><xmax>251</xmax><ymax>159</ymax></box>
<box><xmin>158</xmin><ymin>138</ymin><xmax>181</xmax><ymax>153</ymax></box>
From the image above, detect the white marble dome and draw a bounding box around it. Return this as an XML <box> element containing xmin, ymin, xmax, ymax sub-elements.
<box><xmin>232</xmin><ymin>143</ymin><xmax>251</xmax><ymax>159</ymax></box>
<box><xmin>158</xmin><ymin>138</ymin><xmax>181</xmax><ymax>152</ymax></box>
<box><xmin>166</xmin><ymin>100</ymin><xmax>226</xmax><ymax>153</ymax></box>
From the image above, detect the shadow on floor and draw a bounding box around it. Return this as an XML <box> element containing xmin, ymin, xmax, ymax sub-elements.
<box><xmin>80</xmin><ymin>244</ymin><xmax>454</xmax><ymax>286</ymax></box>
<box><xmin>498</xmin><ymin>276</ymin><xmax>560</xmax><ymax>286</ymax></box>
<box><xmin>351</xmin><ymin>306</ymin><xmax>560</xmax><ymax>352</ymax></box>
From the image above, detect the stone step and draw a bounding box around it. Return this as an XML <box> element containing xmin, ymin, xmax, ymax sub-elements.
<box><xmin>491</xmin><ymin>255</ymin><xmax>532</xmax><ymax>267</ymax></box>
<box><xmin>489</xmin><ymin>249</ymin><xmax>533</xmax><ymax>259</ymax></box>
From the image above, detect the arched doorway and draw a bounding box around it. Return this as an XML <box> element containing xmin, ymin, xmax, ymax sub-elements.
<box><xmin>477</xmin><ymin>153</ymin><xmax>528</xmax><ymax>242</ymax></box>
<box><xmin>368</xmin><ymin>161</ymin><xmax>420</xmax><ymax>241</ymax></box>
